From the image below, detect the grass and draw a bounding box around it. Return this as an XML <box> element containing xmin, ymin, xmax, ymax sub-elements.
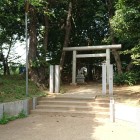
<box><xmin>0</xmin><ymin>75</ymin><xmax>46</xmax><ymax>103</ymax></box>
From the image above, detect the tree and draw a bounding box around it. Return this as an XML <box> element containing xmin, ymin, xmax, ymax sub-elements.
<box><xmin>0</xmin><ymin>0</ymin><xmax>24</xmax><ymax>75</ymax></box>
<box><xmin>60</xmin><ymin>1</ymin><xmax>73</xmax><ymax>69</ymax></box>
<box><xmin>111</xmin><ymin>0</ymin><xmax>140</xmax><ymax>68</ymax></box>
<box><xmin>105</xmin><ymin>0</ymin><xmax>123</xmax><ymax>74</ymax></box>
<box><xmin>1</xmin><ymin>0</ymin><xmax>139</xmax><ymax>84</ymax></box>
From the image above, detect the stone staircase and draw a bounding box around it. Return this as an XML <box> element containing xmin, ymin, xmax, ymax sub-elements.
<box><xmin>30</xmin><ymin>96</ymin><xmax>110</xmax><ymax>118</ymax></box>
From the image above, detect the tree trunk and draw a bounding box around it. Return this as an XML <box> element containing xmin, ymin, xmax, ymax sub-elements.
<box><xmin>126</xmin><ymin>60</ymin><xmax>134</xmax><ymax>71</ymax></box>
<box><xmin>43</xmin><ymin>3</ymin><xmax>49</xmax><ymax>52</ymax></box>
<box><xmin>3</xmin><ymin>60</ymin><xmax>9</xmax><ymax>75</ymax></box>
<box><xmin>39</xmin><ymin>3</ymin><xmax>49</xmax><ymax>84</ymax></box>
<box><xmin>3</xmin><ymin>37</ymin><xmax>13</xmax><ymax>75</ymax></box>
<box><xmin>106</xmin><ymin>0</ymin><xmax>123</xmax><ymax>74</ymax></box>
<box><xmin>3</xmin><ymin>60</ymin><xmax>6</xmax><ymax>75</ymax></box>
<box><xmin>112</xmin><ymin>49</ymin><xmax>123</xmax><ymax>74</ymax></box>
<box><xmin>60</xmin><ymin>1</ymin><xmax>72</xmax><ymax>69</ymax></box>
<box><xmin>38</xmin><ymin>3</ymin><xmax>50</xmax><ymax>86</ymax></box>
<box><xmin>28</xmin><ymin>5</ymin><xmax>38</xmax><ymax>83</ymax></box>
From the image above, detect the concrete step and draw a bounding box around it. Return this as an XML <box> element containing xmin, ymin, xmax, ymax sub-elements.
<box><xmin>35</xmin><ymin>104</ymin><xmax>110</xmax><ymax>112</ymax></box>
<box><xmin>30</xmin><ymin>109</ymin><xmax>109</xmax><ymax>118</ymax></box>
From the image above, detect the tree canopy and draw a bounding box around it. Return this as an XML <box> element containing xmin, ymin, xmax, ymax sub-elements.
<box><xmin>0</xmin><ymin>0</ymin><xmax>139</xmax><ymax>85</ymax></box>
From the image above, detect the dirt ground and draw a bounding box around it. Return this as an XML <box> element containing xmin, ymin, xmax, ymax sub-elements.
<box><xmin>0</xmin><ymin>115</ymin><xmax>140</xmax><ymax>140</ymax></box>
<box><xmin>61</xmin><ymin>82</ymin><xmax>140</xmax><ymax>106</ymax></box>
<box><xmin>113</xmin><ymin>84</ymin><xmax>140</xmax><ymax>106</ymax></box>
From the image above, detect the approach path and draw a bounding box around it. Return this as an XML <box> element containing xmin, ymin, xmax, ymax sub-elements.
<box><xmin>0</xmin><ymin>83</ymin><xmax>140</xmax><ymax>140</ymax></box>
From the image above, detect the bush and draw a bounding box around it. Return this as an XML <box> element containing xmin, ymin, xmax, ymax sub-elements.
<box><xmin>114</xmin><ymin>71</ymin><xmax>140</xmax><ymax>86</ymax></box>
<box><xmin>0</xmin><ymin>110</ymin><xmax>27</xmax><ymax>125</ymax></box>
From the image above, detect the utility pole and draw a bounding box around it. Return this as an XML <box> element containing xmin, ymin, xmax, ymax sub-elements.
<box><xmin>25</xmin><ymin>0</ymin><xmax>29</xmax><ymax>96</ymax></box>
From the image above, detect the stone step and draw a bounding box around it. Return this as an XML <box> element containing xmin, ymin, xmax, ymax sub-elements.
<box><xmin>95</xmin><ymin>98</ymin><xmax>110</xmax><ymax>103</ymax></box>
<box><xmin>40</xmin><ymin>96</ymin><xmax>95</xmax><ymax>102</ymax></box>
<box><xmin>38</xmin><ymin>100</ymin><xmax>110</xmax><ymax>107</ymax></box>
<box><xmin>35</xmin><ymin>104</ymin><xmax>110</xmax><ymax>112</ymax></box>
<box><xmin>30</xmin><ymin>109</ymin><xmax>109</xmax><ymax>118</ymax></box>
<box><xmin>38</xmin><ymin>100</ymin><xmax>88</xmax><ymax>106</ymax></box>
<box><xmin>40</xmin><ymin>96</ymin><xmax>110</xmax><ymax>104</ymax></box>
<box><xmin>31</xmin><ymin>96</ymin><xmax>111</xmax><ymax>118</ymax></box>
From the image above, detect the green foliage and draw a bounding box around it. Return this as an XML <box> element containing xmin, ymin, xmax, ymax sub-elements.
<box><xmin>17</xmin><ymin>110</ymin><xmax>27</xmax><ymax>118</ymax></box>
<box><xmin>131</xmin><ymin>43</ymin><xmax>140</xmax><ymax>65</ymax></box>
<box><xmin>0</xmin><ymin>0</ymin><xmax>25</xmax><ymax>75</ymax></box>
<box><xmin>0</xmin><ymin>113</ymin><xmax>9</xmax><ymax>124</ymax></box>
<box><xmin>111</xmin><ymin>0</ymin><xmax>140</xmax><ymax>67</ymax></box>
<box><xmin>0</xmin><ymin>0</ymin><xmax>139</xmax><ymax>78</ymax></box>
<box><xmin>112</xmin><ymin>0</ymin><xmax>140</xmax><ymax>39</ymax></box>
<box><xmin>0</xmin><ymin>110</ymin><xmax>27</xmax><ymax>125</ymax></box>
<box><xmin>114</xmin><ymin>71</ymin><xmax>140</xmax><ymax>86</ymax></box>
<box><xmin>0</xmin><ymin>0</ymin><xmax>24</xmax><ymax>39</ymax></box>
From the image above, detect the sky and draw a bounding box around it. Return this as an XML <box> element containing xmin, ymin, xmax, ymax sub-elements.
<box><xmin>3</xmin><ymin>40</ymin><xmax>26</xmax><ymax>65</ymax></box>
<box><xmin>15</xmin><ymin>41</ymin><xmax>26</xmax><ymax>64</ymax></box>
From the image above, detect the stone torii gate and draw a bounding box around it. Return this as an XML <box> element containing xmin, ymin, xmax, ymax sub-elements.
<box><xmin>63</xmin><ymin>44</ymin><xmax>122</xmax><ymax>85</ymax></box>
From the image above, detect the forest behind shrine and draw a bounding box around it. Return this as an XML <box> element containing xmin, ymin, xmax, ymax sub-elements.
<box><xmin>0</xmin><ymin>0</ymin><xmax>140</xmax><ymax>87</ymax></box>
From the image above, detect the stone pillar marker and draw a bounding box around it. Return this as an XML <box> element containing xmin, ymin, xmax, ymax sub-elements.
<box><xmin>110</xmin><ymin>97</ymin><xmax>115</xmax><ymax>122</ymax></box>
<box><xmin>109</xmin><ymin>64</ymin><xmax>113</xmax><ymax>95</ymax></box>
<box><xmin>0</xmin><ymin>104</ymin><xmax>4</xmax><ymax>119</ymax></box>
<box><xmin>72</xmin><ymin>50</ymin><xmax>77</xmax><ymax>85</ymax></box>
<box><xmin>49</xmin><ymin>65</ymin><xmax>54</xmax><ymax>93</ymax></box>
<box><xmin>49</xmin><ymin>65</ymin><xmax>60</xmax><ymax>93</ymax></box>
<box><xmin>55</xmin><ymin>65</ymin><xmax>60</xmax><ymax>93</ymax></box>
<box><xmin>106</xmin><ymin>49</ymin><xmax>110</xmax><ymax>84</ymax></box>
<box><xmin>102</xmin><ymin>63</ymin><xmax>106</xmax><ymax>95</ymax></box>
<box><xmin>33</xmin><ymin>97</ymin><xmax>37</xmax><ymax>110</ymax></box>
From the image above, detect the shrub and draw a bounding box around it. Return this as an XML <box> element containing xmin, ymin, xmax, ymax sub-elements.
<box><xmin>0</xmin><ymin>110</ymin><xmax>27</xmax><ymax>125</ymax></box>
<box><xmin>114</xmin><ymin>71</ymin><xmax>140</xmax><ymax>86</ymax></box>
